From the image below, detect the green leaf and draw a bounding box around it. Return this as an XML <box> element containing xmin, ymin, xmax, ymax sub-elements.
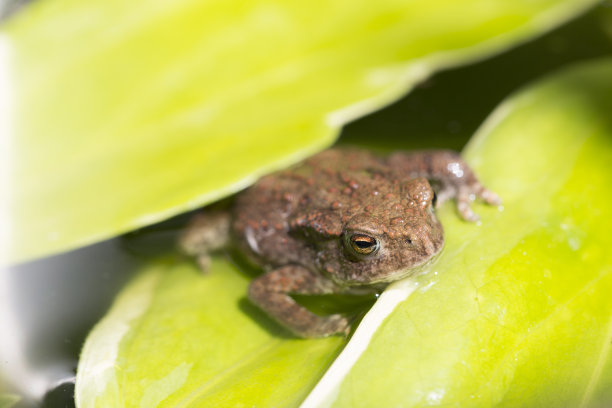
<box><xmin>0</xmin><ymin>394</ymin><xmax>20</xmax><ymax>408</ymax></box>
<box><xmin>75</xmin><ymin>258</ymin><xmax>345</xmax><ymax>407</ymax></box>
<box><xmin>3</xmin><ymin>0</ymin><xmax>600</xmax><ymax>264</ymax></box>
<box><xmin>311</xmin><ymin>58</ymin><xmax>612</xmax><ymax>407</ymax></box>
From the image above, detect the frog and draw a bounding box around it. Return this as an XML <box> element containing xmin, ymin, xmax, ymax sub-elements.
<box><xmin>180</xmin><ymin>148</ymin><xmax>500</xmax><ymax>338</ymax></box>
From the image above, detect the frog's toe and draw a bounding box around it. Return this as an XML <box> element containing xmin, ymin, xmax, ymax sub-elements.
<box><xmin>457</xmin><ymin>203</ymin><xmax>480</xmax><ymax>222</ymax></box>
<box><xmin>288</xmin><ymin>314</ymin><xmax>351</xmax><ymax>338</ymax></box>
<box><xmin>457</xmin><ymin>188</ymin><xmax>480</xmax><ymax>222</ymax></box>
<box><xmin>456</xmin><ymin>183</ymin><xmax>502</xmax><ymax>222</ymax></box>
<box><xmin>196</xmin><ymin>254</ymin><xmax>212</xmax><ymax>274</ymax></box>
<box><xmin>321</xmin><ymin>314</ymin><xmax>352</xmax><ymax>337</ymax></box>
<box><xmin>433</xmin><ymin>188</ymin><xmax>454</xmax><ymax>209</ymax></box>
<box><xmin>478</xmin><ymin>186</ymin><xmax>502</xmax><ymax>206</ymax></box>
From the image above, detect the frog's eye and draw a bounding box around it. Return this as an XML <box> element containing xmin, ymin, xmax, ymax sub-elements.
<box><xmin>348</xmin><ymin>234</ymin><xmax>380</xmax><ymax>256</ymax></box>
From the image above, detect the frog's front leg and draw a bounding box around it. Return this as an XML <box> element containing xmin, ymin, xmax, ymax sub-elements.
<box><xmin>388</xmin><ymin>150</ymin><xmax>501</xmax><ymax>221</ymax></box>
<box><xmin>248</xmin><ymin>265</ymin><xmax>350</xmax><ymax>338</ymax></box>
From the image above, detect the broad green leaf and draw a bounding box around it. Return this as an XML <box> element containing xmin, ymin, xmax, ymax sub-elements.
<box><xmin>0</xmin><ymin>394</ymin><xmax>19</xmax><ymax>408</ymax></box>
<box><xmin>3</xmin><ymin>0</ymin><xmax>600</xmax><ymax>264</ymax></box>
<box><xmin>316</xmin><ymin>58</ymin><xmax>612</xmax><ymax>407</ymax></box>
<box><xmin>75</xmin><ymin>258</ymin><xmax>346</xmax><ymax>407</ymax></box>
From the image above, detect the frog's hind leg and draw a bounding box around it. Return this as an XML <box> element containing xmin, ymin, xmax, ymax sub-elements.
<box><xmin>179</xmin><ymin>210</ymin><xmax>231</xmax><ymax>272</ymax></box>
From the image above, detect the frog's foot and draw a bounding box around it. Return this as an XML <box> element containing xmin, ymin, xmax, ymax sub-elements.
<box><xmin>455</xmin><ymin>182</ymin><xmax>502</xmax><ymax>222</ymax></box>
<box><xmin>195</xmin><ymin>254</ymin><xmax>212</xmax><ymax>272</ymax></box>
<box><xmin>248</xmin><ymin>265</ymin><xmax>351</xmax><ymax>338</ymax></box>
<box><xmin>179</xmin><ymin>210</ymin><xmax>231</xmax><ymax>273</ymax></box>
<box><xmin>311</xmin><ymin>314</ymin><xmax>351</xmax><ymax>337</ymax></box>
<box><xmin>388</xmin><ymin>150</ymin><xmax>501</xmax><ymax>222</ymax></box>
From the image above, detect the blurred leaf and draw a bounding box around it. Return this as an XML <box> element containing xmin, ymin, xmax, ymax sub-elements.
<box><xmin>75</xmin><ymin>258</ymin><xmax>345</xmax><ymax>407</ymax></box>
<box><xmin>321</xmin><ymin>58</ymin><xmax>612</xmax><ymax>407</ymax></box>
<box><xmin>0</xmin><ymin>394</ymin><xmax>19</xmax><ymax>408</ymax></box>
<box><xmin>3</xmin><ymin>0</ymin><xmax>600</xmax><ymax>264</ymax></box>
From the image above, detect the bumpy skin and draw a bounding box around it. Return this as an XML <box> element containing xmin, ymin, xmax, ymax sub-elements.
<box><xmin>180</xmin><ymin>148</ymin><xmax>500</xmax><ymax>337</ymax></box>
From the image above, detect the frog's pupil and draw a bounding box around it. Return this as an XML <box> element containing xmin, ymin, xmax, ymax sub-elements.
<box><xmin>355</xmin><ymin>239</ymin><xmax>373</xmax><ymax>248</ymax></box>
<box><xmin>347</xmin><ymin>234</ymin><xmax>379</xmax><ymax>255</ymax></box>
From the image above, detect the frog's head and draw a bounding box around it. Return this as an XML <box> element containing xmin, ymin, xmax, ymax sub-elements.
<box><xmin>316</xmin><ymin>178</ymin><xmax>444</xmax><ymax>285</ymax></box>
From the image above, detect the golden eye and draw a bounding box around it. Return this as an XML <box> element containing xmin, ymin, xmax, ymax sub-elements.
<box><xmin>349</xmin><ymin>234</ymin><xmax>380</xmax><ymax>255</ymax></box>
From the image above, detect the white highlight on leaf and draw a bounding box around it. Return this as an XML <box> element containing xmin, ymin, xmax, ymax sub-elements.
<box><xmin>139</xmin><ymin>362</ymin><xmax>193</xmax><ymax>408</ymax></box>
<box><xmin>579</xmin><ymin>311</ymin><xmax>612</xmax><ymax>408</ymax></box>
<box><xmin>300</xmin><ymin>277</ymin><xmax>420</xmax><ymax>408</ymax></box>
<box><xmin>426</xmin><ymin>388</ymin><xmax>446</xmax><ymax>404</ymax></box>
<box><xmin>75</xmin><ymin>271</ymin><xmax>161</xmax><ymax>408</ymax></box>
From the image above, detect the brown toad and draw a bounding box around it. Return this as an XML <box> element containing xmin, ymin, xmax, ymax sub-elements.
<box><xmin>180</xmin><ymin>148</ymin><xmax>500</xmax><ymax>337</ymax></box>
